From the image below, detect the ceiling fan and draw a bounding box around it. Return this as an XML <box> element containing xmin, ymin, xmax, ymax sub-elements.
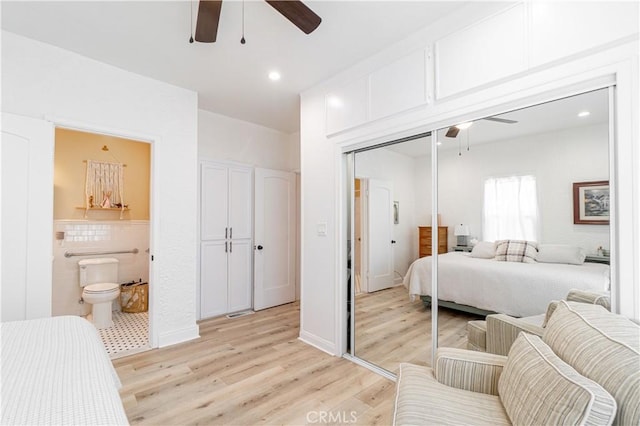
<box><xmin>194</xmin><ymin>0</ymin><xmax>322</xmax><ymax>43</ymax></box>
<box><xmin>445</xmin><ymin>116</ymin><xmax>518</xmax><ymax>138</ymax></box>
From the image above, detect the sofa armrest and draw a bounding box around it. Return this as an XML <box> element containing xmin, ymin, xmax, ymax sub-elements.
<box><xmin>566</xmin><ymin>289</ymin><xmax>611</xmax><ymax>311</ymax></box>
<box><xmin>434</xmin><ymin>347</ymin><xmax>508</xmax><ymax>396</ymax></box>
<box><xmin>486</xmin><ymin>314</ymin><xmax>544</xmax><ymax>356</ymax></box>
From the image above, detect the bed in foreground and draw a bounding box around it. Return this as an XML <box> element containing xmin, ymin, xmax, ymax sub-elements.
<box><xmin>403</xmin><ymin>252</ymin><xmax>610</xmax><ymax>317</ymax></box>
<box><xmin>1</xmin><ymin>315</ymin><xmax>128</xmax><ymax>425</ymax></box>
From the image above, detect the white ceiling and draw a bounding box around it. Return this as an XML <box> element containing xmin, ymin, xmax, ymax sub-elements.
<box><xmin>1</xmin><ymin>1</ymin><xmax>468</xmax><ymax>134</ymax></box>
<box><xmin>385</xmin><ymin>88</ymin><xmax>610</xmax><ymax>158</ymax></box>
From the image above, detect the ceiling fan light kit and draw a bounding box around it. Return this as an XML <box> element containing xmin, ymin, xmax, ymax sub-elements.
<box><xmin>192</xmin><ymin>0</ymin><xmax>321</xmax><ymax>44</ymax></box>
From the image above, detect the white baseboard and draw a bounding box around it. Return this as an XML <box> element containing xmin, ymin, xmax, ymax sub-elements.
<box><xmin>157</xmin><ymin>323</ymin><xmax>200</xmax><ymax>348</ymax></box>
<box><xmin>299</xmin><ymin>330</ymin><xmax>337</xmax><ymax>356</ymax></box>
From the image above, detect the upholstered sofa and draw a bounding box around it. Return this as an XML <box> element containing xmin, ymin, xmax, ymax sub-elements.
<box><xmin>393</xmin><ymin>301</ymin><xmax>639</xmax><ymax>425</ymax></box>
<box><xmin>467</xmin><ymin>289</ymin><xmax>610</xmax><ymax>355</ymax></box>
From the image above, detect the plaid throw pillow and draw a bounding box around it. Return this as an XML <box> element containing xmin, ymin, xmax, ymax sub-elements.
<box><xmin>495</xmin><ymin>240</ymin><xmax>538</xmax><ymax>263</ymax></box>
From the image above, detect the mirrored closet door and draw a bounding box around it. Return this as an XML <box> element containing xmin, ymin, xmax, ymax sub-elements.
<box><xmin>347</xmin><ymin>135</ymin><xmax>436</xmax><ymax>374</ymax></box>
<box><xmin>346</xmin><ymin>87</ymin><xmax>614</xmax><ymax>376</ymax></box>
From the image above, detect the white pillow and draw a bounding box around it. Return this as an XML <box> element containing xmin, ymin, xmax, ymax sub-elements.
<box><xmin>537</xmin><ymin>244</ymin><xmax>586</xmax><ymax>265</ymax></box>
<box><xmin>470</xmin><ymin>241</ymin><xmax>496</xmax><ymax>259</ymax></box>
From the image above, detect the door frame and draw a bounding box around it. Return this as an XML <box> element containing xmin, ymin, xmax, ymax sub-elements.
<box><xmin>46</xmin><ymin>115</ymin><xmax>159</xmax><ymax>348</ymax></box>
<box><xmin>355</xmin><ymin>178</ymin><xmax>369</xmax><ymax>293</ymax></box>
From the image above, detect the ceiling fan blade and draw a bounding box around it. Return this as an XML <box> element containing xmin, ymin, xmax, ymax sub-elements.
<box><xmin>195</xmin><ymin>0</ymin><xmax>223</xmax><ymax>43</ymax></box>
<box><xmin>483</xmin><ymin>116</ymin><xmax>518</xmax><ymax>124</ymax></box>
<box><xmin>445</xmin><ymin>127</ymin><xmax>460</xmax><ymax>138</ymax></box>
<box><xmin>265</xmin><ymin>0</ymin><xmax>322</xmax><ymax>34</ymax></box>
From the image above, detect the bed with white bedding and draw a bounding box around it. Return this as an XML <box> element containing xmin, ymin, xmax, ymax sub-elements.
<box><xmin>403</xmin><ymin>252</ymin><xmax>610</xmax><ymax>317</ymax></box>
<box><xmin>1</xmin><ymin>315</ymin><xmax>129</xmax><ymax>425</ymax></box>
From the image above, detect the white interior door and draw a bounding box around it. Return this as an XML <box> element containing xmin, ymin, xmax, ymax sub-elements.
<box><xmin>254</xmin><ymin>168</ymin><xmax>295</xmax><ymax>310</ymax></box>
<box><xmin>367</xmin><ymin>179</ymin><xmax>394</xmax><ymax>292</ymax></box>
<box><xmin>1</xmin><ymin>113</ymin><xmax>54</xmax><ymax>321</ymax></box>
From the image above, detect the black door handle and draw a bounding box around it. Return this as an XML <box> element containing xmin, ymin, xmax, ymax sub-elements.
<box><xmin>391</xmin><ymin>240</ymin><xmax>396</xmax><ymax>244</ymax></box>
<box><xmin>256</xmin><ymin>245</ymin><xmax>264</xmax><ymax>250</ymax></box>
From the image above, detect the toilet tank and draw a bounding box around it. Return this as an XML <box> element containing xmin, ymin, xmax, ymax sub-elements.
<box><xmin>78</xmin><ymin>257</ymin><xmax>119</xmax><ymax>287</ymax></box>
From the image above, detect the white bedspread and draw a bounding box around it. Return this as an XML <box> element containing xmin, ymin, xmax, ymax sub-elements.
<box><xmin>403</xmin><ymin>252</ymin><xmax>610</xmax><ymax>317</ymax></box>
<box><xmin>1</xmin><ymin>316</ymin><xmax>129</xmax><ymax>425</ymax></box>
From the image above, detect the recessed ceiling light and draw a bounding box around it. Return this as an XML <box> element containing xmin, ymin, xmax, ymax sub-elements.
<box><xmin>268</xmin><ymin>71</ymin><xmax>281</xmax><ymax>81</ymax></box>
<box><xmin>578</xmin><ymin>111</ymin><xmax>590</xmax><ymax>118</ymax></box>
<box><xmin>327</xmin><ymin>96</ymin><xmax>343</xmax><ymax>108</ymax></box>
<box><xmin>455</xmin><ymin>122</ymin><xmax>473</xmax><ymax>130</ymax></box>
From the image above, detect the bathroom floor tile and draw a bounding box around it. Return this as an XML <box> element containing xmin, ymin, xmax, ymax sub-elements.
<box><xmin>98</xmin><ymin>311</ymin><xmax>149</xmax><ymax>359</ymax></box>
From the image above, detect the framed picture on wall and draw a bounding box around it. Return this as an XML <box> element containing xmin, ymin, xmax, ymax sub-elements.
<box><xmin>573</xmin><ymin>181</ymin><xmax>610</xmax><ymax>225</ymax></box>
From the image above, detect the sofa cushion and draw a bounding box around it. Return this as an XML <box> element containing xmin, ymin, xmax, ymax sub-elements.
<box><xmin>543</xmin><ymin>301</ymin><xmax>640</xmax><ymax>425</ymax></box>
<box><xmin>499</xmin><ymin>333</ymin><xmax>617</xmax><ymax>426</ymax></box>
<box><xmin>394</xmin><ymin>363</ymin><xmax>510</xmax><ymax>426</ymax></box>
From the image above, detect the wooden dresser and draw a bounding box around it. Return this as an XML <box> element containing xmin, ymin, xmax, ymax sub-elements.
<box><xmin>418</xmin><ymin>226</ymin><xmax>448</xmax><ymax>257</ymax></box>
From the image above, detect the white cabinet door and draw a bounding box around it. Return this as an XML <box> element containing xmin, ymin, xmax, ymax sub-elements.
<box><xmin>228</xmin><ymin>166</ymin><xmax>253</xmax><ymax>240</ymax></box>
<box><xmin>254</xmin><ymin>168</ymin><xmax>295</xmax><ymax>310</ymax></box>
<box><xmin>228</xmin><ymin>239</ymin><xmax>253</xmax><ymax>313</ymax></box>
<box><xmin>199</xmin><ymin>162</ymin><xmax>254</xmax><ymax>319</ymax></box>
<box><xmin>201</xmin><ymin>163</ymin><xmax>228</xmax><ymax>241</ymax></box>
<box><xmin>200</xmin><ymin>241</ymin><xmax>228</xmax><ymax>318</ymax></box>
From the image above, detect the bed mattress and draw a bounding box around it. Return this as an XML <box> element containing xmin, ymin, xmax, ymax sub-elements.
<box><xmin>1</xmin><ymin>315</ymin><xmax>129</xmax><ymax>425</ymax></box>
<box><xmin>403</xmin><ymin>252</ymin><xmax>610</xmax><ymax>317</ymax></box>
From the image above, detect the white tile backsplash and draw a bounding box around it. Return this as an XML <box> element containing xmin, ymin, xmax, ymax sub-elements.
<box><xmin>52</xmin><ymin>220</ymin><xmax>150</xmax><ymax>316</ymax></box>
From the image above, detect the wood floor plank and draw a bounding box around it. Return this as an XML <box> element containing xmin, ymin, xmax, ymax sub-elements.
<box><xmin>116</xmin><ymin>289</ymin><xmax>473</xmax><ymax>425</ymax></box>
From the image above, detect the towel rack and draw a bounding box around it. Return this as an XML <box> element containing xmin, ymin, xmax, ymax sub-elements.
<box><xmin>64</xmin><ymin>248</ymin><xmax>139</xmax><ymax>258</ymax></box>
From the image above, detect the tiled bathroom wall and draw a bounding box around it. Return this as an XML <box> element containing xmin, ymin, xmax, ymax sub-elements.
<box><xmin>52</xmin><ymin>220</ymin><xmax>150</xmax><ymax>316</ymax></box>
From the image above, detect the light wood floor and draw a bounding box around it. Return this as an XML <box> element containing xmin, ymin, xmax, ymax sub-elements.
<box><xmin>355</xmin><ymin>285</ymin><xmax>482</xmax><ymax>373</ymax></box>
<box><xmin>114</xmin><ymin>289</ymin><xmax>478</xmax><ymax>425</ymax></box>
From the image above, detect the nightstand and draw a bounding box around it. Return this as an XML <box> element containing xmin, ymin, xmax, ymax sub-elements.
<box><xmin>450</xmin><ymin>246</ymin><xmax>473</xmax><ymax>253</ymax></box>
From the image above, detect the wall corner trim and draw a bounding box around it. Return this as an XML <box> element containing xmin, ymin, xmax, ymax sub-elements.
<box><xmin>298</xmin><ymin>331</ymin><xmax>338</xmax><ymax>356</ymax></box>
<box><xmin>157</xmin><ymin>324</ymin><xmax>200</xmax><ymax>348</ymax></box>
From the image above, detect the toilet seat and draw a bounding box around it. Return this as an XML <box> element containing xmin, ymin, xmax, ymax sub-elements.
<box><xmin>83</xmin><ymin>283</ymin><xmax>119</xmax><ymax>293</ymax></box>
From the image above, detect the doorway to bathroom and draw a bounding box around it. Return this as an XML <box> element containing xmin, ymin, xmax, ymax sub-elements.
<box><xmin>52</xmin><ymin>127</ymin><xmax>152</xmax><ymax>359</ymax></box>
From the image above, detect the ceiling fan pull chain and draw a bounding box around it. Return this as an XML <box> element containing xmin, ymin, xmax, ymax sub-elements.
<box><xmin>189</xmin><ymin>0</ymin><xmax>194</xmax><ymax>43</ymax></box>
<box><xmin>240</xmin><ymin>0</ymin><xmax>246</xmax><ymax>44</ymax></box>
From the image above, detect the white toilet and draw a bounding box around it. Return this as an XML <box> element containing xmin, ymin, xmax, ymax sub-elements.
<box><xmin>78</xmin><ymin>258</ymin><xmax>120</xmax><ymax>329</ymax></box>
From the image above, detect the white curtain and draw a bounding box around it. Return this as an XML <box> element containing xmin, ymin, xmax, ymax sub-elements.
<box><xmin>85</xmin><ymin>160</ymin><xmax>125</xmax><ymax>210</ymax></box>
<box><xmin>483</xmin><ymin>175</ymin><xmax>538</xmax><ymax>241</ymax></box>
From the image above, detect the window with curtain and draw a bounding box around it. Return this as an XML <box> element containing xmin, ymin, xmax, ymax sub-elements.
<box><xmin>483</xmin><ymin>175</ymin><xmax>538</xmax><ymax>241</ymax></box>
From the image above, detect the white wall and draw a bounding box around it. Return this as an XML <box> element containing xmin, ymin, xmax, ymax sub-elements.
<box><xmin>300</xmin><ymin>3</ymin><xmax>639</xmax><ymax>355</ymax></box>
<box><xmin>355</xmin><ymin>148</ymin><xmax>421</xmax><ymax>278</ymax></box>
<box><xmin>2</xmin><ymin>31</ymin><xmax>199</xmax><ymax>347</ymax></box>
<box><xmin>199</xmin><ymin>110</ymin><xmax>299</xmax><ymax>171</ymax></box>
<box><xmin>437</xmin><ymin>123</ymin><xmax>610</xmax><ymax>252</ymax></box>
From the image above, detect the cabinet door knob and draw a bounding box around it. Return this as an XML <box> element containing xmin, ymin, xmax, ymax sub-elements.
<box><xmin>256</xmin><ymin>245</ymin><xmax>264</xmax><ymax>250</ymax></box>
<box><xmin>391</xmin><ymin>240</ymin><xmax>396</xmax><ymax>244</ymax></box>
